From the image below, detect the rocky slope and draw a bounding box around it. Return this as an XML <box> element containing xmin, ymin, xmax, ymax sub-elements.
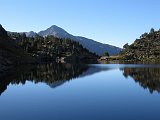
<box><xmin>121</xmin><ymin>28</ymin><xmax>160</xmax><ymax>61</ymax></box>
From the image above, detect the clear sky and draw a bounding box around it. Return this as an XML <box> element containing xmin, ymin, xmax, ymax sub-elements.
<box><xmin>0</xmin><ymin>0</ymin><xmax>160</xmax><ymax>47</ymax></box>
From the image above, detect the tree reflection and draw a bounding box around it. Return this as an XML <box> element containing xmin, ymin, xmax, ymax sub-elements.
<box><xmin>122</xmin><ymin>67</ymin><xmax>160</xmax><ymax>93</ymax></box>
<box><xmin>0</xmin><ymin>63</ymin><xmax>88</xmax><ymax>95</ymax></box>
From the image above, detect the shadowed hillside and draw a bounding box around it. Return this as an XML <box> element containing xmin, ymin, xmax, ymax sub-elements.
<box><xmin>0</xmin><ymin>25</ymin><xmax>35</xmax><ymax>73</ymax></box>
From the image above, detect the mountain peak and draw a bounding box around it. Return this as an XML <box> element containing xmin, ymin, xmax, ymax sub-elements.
<box><xmin>38</xmin><ymin>25</ymin><xmax>71</xmax><ymax>38</ymax></box>
<box><xmin>50</xmin><ymin>25</ymin><xmax>60</xmax><ymax>29</ymax></box>
<box><xmin>26</xmin><ymin>31</ymin><xmax>37</xmax><ymax>37</ymax></box>
<box><xmin>47</xmin><ymin>25</ymin><xmax>68</xmax><ymax>34</ymax></box>
<box><xmin>30</xmin><ymin>31</ymin><xmax>35</xmax><ymax>33</ymax></box>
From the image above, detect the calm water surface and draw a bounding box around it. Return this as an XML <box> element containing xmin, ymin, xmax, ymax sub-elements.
<box><xmin>0</xmin><ymin>63</ymin><xmax>160</xmax><ymax>120</ymax></box>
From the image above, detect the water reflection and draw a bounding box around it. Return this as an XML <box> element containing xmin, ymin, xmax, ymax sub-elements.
<box><xmin>121</xmin><ymin>66</ymin><xmax>160</xmax><ymax>93</ymax></box>
<box><xmin>0</xmin><ymin>63</ymin><xmax>88</xmax><ymax>95</ymax></box>
<box><xmin>1</xmin><ymin>63</ymin><xmax>160</xmax><ymax>95</ymax></box>
<box><xmin>0</xmin><ymin>63</ymin><xmax>111</xmax><ymax>95</ymax></box>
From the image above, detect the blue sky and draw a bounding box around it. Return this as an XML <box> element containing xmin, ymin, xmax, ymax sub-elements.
<box><xmin>0</xmin><ymin>0</ymin><xmax>160</xmax><ymax>47</ymax></box>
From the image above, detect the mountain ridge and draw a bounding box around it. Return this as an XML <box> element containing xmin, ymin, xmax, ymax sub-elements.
<box><xmin>26</xmin><ymin>25</ymin><xmax>121</xmax><ymax>55</ymax></box>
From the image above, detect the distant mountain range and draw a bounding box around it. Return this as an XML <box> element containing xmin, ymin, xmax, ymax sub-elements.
<box><xmin>26</xmin><ymin>25</ymin><xmax>121</xmax><ymax>55</ymax></box>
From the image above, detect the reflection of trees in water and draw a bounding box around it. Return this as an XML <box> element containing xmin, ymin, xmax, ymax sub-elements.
<box><xmin>0</xmin><ymin>63</ymin><xmax>88</xmax><ymax>95</ymax></box>
<box><xmin>15</xmin><ymin>63</ymin><xmax>88</xmax><ymax>84</ymax></box>
<box><xmin>122</xmin><ymin>67</ymin><xmax>160</xmax><ymax>93</ymax></box>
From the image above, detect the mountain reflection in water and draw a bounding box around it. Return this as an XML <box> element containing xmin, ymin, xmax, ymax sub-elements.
<box><xmin>0</xmin><ymin>63</ymin><xmax>111</xmax><ymax>95</ymax></box>
<box><xmin>1</xmin><ymin>64</ymin><xmax>160</xmax><ymax>95</ymax></box>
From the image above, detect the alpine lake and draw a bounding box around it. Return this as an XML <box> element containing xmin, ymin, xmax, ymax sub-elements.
<box><xmin>0</xmin><ymin>63</ymin><xmax>160</xmax><ymax>120</ymax></box>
